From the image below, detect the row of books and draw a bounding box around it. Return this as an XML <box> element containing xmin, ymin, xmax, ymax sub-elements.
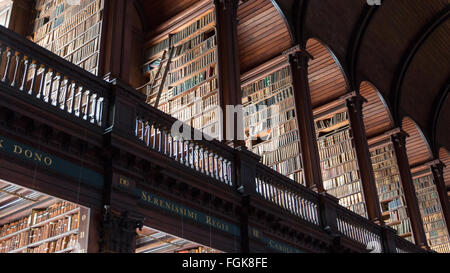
<box><xmin>251</xmin><ymin>130</ymin><xmax>299</xmax><ymax>156</ymax></box>
<box><xmin>323</xmin><ymin>171</ymin><xmax>360</xmax><ymax>190</ymax></box>
<box><xmin>54</xmin><ymin>21</ymin><xmax>101</xmax><ymax>58</ymax></box>
<box><xmin>247</xmin><ymin>109</ymin><xmax>296</xmax><ymax>137</ymax></box>
<box><xmin>378</xmin><ymin>188</ymin><xmax>401</xmax><ymax>202</ymax></box>
<box><xmin>413</xmin><ymin>175</ymin><xmax>435</xmax><ymax>189</ymax></box>
<box><xmin>339</xmin><ymin>192</ymin><xmax>365</xmax><ymax>208</ymax></box>
<box><xmin>390</xmin><ymin>219</ymin><xmax>411</xmax><ymax>235</ymax></box>
<box><xmin>171</xmin><ymin>94</ymin><xmax>219</xmax><ymax>122</ymax></box>
<box><xmin>433</xmin><ymin>243</ymin><xmax>450</xmax><ymax>253</ymax></box>
<box><xmin>29</xmin><ymin>213</ymin><xmax>79</xmax><ymax>244</ymax></box>
<box><xmin>424</xmin><ymin>220</ymin><xmax>446</xmax><ymax>233</ymax></box>
<box><xmin>321</xmin><ymin>160</ymin><xmax>358</xmax><ymax>180</ymax></box>
<box><xmin>242</xmin><ymin>67</ymin><xmax>291</xmax><ymax>98</ymax></box>
<box><xmin>244</xmin><ymin>87</ymin><xmax>294</xmax><ymax>117</ymax></box>
<box><xmin>170</xmin><ymin>35</ymin><xmax>217</xmax><ymax>70</ymax></box>
<box><xmin>317</xmin><ymin>128</ymin><xmax>352</xmax><ymax>149</ymax></box>
<box><xmin>320</xmin><ymin>150</ymin><xmax>356</xmax><ymax>170</ymax></box>
<box><xmin>388</xmin><ymin>205</ymin><xmax>408</xmax><ymax>221</ymax></box>
<box><xmin>429</xmin><ymin>236</ymin><xmax>450</xmax><ymax>247</ymax></box>
<box><xmin>422</xmin><ymin>212</ymin><xmax>446</xmax><ymax>224</ymax></box>
<box><xmin>315</xmin><ymin>111</ymin><xmax>349</xmax><ymax>131</ymax></box>
<box><xmin>372</xmin><ymin>159</ymin><xmax>397</xmax><ymax>171</ymax></box>
<box><xmin>0</xmin><ymin>201</ymin><xmax>78</xmax><ymax>237</ymax></box>
<box><xmin>245</xmin><ymin>104</ymin><xmax>294</xmax><ymax>128</ymax></box>
<box><xmin>288</xmin><ymin>171</ymin><xmax>304</xmax><ymax>184</ymax></box>
<box><xmin>387</xmin><ymin>197</ymin><xmax>406</xmax><ymax>211</ymax></box>
<box><xmin>242</xmin><ymin>77</ymin><xmax>293</xmax><ymax>108</ymax></box>
<box><xmin>191</xmin><ymin>107</ymin><xmax>219</xmax><ymax>129</ymax></box>
<box><xmin>373</xmin><ymin>166</ymin><xmax>399</xmax><ymax>180</ymax></box>
<box><xmin>262</xmin><ymin>142</ymin><xmax>300</xmax><ymax>166</ymax></box>
<box><xmin>27</xmin><ymin>234</ymin><xmax>79</xmax><ymax>253</ymax></box>
<box><xmin>270</xmin><ymin>155</ymin><xmax>303</xmax><ymax>177</ymax></box>
<box><xmin>370</xmin><ymin>150</ymin><xmax>396</xmax><ymax>164</ymax></box>
<box><xmin>327</xmin><ymin>181</ymin><xmax>362</xmax><ymax>199</ymax></box>
<box><xmin>145</xmin><ymin>11</ymin><xmax>215</xmax><ymax>58</ymax></box>
<box><xmin>173</xmin><ymin>30</ymin><xmax>215</xmax><ymax>59</ymax></box>
<box><xmin>168</xmin><ymin>50</ymin><xmax>216</xmax><ymax>85</ymax></box>
<box><xmin>171</xmin><ymin>67</ymin><xmax>216</xmax><ymax>97</ymax></box>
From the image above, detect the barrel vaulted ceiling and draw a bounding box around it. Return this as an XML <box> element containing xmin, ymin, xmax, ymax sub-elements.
<box><xmin>135</xmin><ymin>0</ymin><xmax>449</xmax><ymax>160</ymax></box>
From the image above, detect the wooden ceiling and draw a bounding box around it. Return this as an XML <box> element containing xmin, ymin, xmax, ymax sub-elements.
<box><xmin>360</xmin><ymin>81</ymin><xmax>394</xmax><ymax>138</ymax></box>
<box><xmin>439</xmin><ymin>148</ymin><xmax>450</xmax><ymax>196</ymax></box>
<box><xmin>402</xmin><ymin>117</ymin><xmax>434</xmax><ymax>167</ymax></box>
<box><xmin>306</xmin><ymin>38</ymin><xmax>347</xmax><ymax>107</ymax></box>
<box><xmin>237</xmin><ymin>0</ymin><xmax>291</xmax><ymax>73</ymax></box>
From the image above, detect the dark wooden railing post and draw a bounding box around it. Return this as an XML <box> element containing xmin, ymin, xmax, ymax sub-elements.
<box><xmin>345</xmin><ymin>93</ymin><xmax>383</xmax><ymax>223</ymax></box>
<box><xmin>284</xmin><ymin>46</ymin><xmax>324</xmax><ymax>192</ymax></box>
<box><xmin>380</xmin><ymin>225</ymin><xmax>398</xmax><ymax>253</ymax></box>
<box><xmin>391</xmin><ymin>130</ymin><xmax>429</xmax><ymax>249</ymax></box>
<box><xmin>430</xmin><ymin>160</ymin><xmax>450</xmax><ymax>236</ymax></box>
<box><xmin>7</xmin><ymin>0</ymin><xmax>34</xmax><ymax>36</ymax></box>
<box><xmin>318</xmin><ymin>192</ymin><xmax>341</xmax><ymax>252</ymax></box>
<box><xmin>213</xmin><ymin>0</ymin><xmax>243</xmax><ymax>145</ymax></box>
<box><xmin>235</xmin><ymin>146</ymin><xmax>260</xmax><ymax>253</ymax></box>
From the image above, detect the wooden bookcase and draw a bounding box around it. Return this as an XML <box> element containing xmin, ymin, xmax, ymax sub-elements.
<box><xmin>241</xmin><ymin>58</ymin><xmax>304</xmax><ymax>185</ymax></box>
<box><xmin>31</xmin><ymin>0</ymin><xmax>104</xmax><ymax>75</ymax></box>
<box><xmin>314</xmin><ymin>102</ymin><xmax>367</xmax><ymax>217</ymax></box>
<box><xmin>369</xmin><ymin>138</ymin><xmax>413</xmax><ymax>242</ymax></box>
<box><xmin>412</xmin><ymin>167</ymin><xmax>450</xmax><ymax>253</ymax></box>
<box><xmin>141</xmin><ymin>8</ymin><xmax>219</xmax><ymax>139</ymax></box>
<box><xmin>0</xmin><ymin>201</ymin><xmax>90</xmax><ymax>253</ymax></box>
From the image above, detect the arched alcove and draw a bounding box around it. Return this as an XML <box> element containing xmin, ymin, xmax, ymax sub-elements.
<box><xmin>306</xmin><ymin>38</ymin><xmax>349</xmax><ymax>107</ymax></box>
<box><xmin>402</xmin><ymin>117</ymin><xmax>434</xmax><ymax>166</ymax></box>
<box><xmin>360</xmin><ymin>81</ymin><xmax>395</xmax><ymax>138</ymax></box>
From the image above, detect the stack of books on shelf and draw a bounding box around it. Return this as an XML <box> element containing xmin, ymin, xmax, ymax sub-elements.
<box><xmin>0</xmin><ymin>201</ymin><xmax>86</xmax><ymax>253</ymax></box>
<box><xmin>243</xmin><ymin>66</ymin><xmax>304</xmax><ymax>185</ymax></box>
<box><xmin>32</xmin><ymin>0</ymin><xmax>104</xmax><ymax>75</ymax></box>
<box><xmin>143</xmin><ymin>10</ymin><xmax>220</xmax><ymax>139</ymax></box>
<box><xmin>316</xmin><ymin>111</ymin><xmax>367</xmax><ymax>218</ymax></box>
<box><xmin>413</xmin><ymin>173</ymin><xmax>450</xmax><ymax>253</ymax></box>
<box><xmin>370</xmin><ymin>143</ymin><xmax>413</xmax><ymax>241</ymax></box>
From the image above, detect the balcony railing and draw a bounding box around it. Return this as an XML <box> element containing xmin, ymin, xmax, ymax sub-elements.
<box><xmin>0</xmin><ymin>25</ymin><xmax>430</xmax><ymax>253</ymax></box>
<box><xmin>0</xmin><ymin>25</ymin><xmax>109</xmax><ymax>129</ymax></box>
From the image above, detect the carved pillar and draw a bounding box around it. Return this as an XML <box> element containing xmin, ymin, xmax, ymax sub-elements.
<box><xmin>391</xmin><ymin>131</ymin><xmax>429</xmax><ymax>249</ymax></box>
<box><xmin>213</xmin><ymin>0</ymin><xmax>243</xmax><ymax>146</ymax></box>
<box><xmin>99</xmin><ymin>206</ymin><xmax>144</xmax><ymax>253</ymax></box>
<box><xmin>285</xmin><ymin>46</ymin><xmax>324</xmax><ymax>192</ymax></box>
<box><xmin>346</xmin><ymin>94</ymin><xmax>382</xmax><ymax>223</ymax></box>
<box><xmin>430</xmin><ymin>161</ymin><xmax>450</xmax><ymax>236</ymax></box>
<box><xmin>98</xmin><ymin>0</ymin><xmax>134</xmax><ymax>82</ymax></box>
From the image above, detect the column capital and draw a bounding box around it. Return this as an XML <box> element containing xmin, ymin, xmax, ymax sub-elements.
<box><xmin>390</xmin><ymin>129</ymin><xmax>409</xmax><ymax>147</ymax></box>
<box><xmin>213</xmin><ymin>0</ymin><xmax>239</xmax><ymax>14</ymax></box>
<box><xmin>429</xmin><ymin>159</ymin><xmax>445</xmax><ymax>176</ymax></box>
<box><xmin>283</xmin><ymin>45</ymin><xmax>313</xmax><ymax>69</ymax></box>
<box><xmin>344</xmin><ymin>92</ymin><xmax>368</xmax><ymax>112</ymax></box>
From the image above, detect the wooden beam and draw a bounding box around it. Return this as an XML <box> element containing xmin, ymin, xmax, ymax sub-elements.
<box><xmin>431</xmin><ymin>81</ymin><xmax>449</xmax><ymax>155</ymax></box>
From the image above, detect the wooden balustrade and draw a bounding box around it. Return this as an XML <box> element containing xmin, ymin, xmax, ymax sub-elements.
<box><xmin>255</xmin><ymin>164</ymin><xmax>320</xmax><ymax>226</ymax></box>
<box><xmin>0</xmin><ymin>25</ymin><xmax>109</xmax><ymax>128</ymax></box>
<box><xmin>135</xmin><ymin>101</ymin><xmax>235</xmax><ymax>187</ymax></box>
<box><xmin>335</xmin><ymin>205</ymin><xmax>382</xmax><ymax>251</ymax></box>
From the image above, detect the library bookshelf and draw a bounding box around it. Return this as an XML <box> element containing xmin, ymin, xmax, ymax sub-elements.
<box><xmin>411</xmin><ymin>165</ymin><xmax>450</xmax><ymax>253</ymax></box>
<box><xmin>368</xmin><ymin>135</ymin><xmax>414</xmax><ymax>242</ymax></box>
<box><xmin>241</xmin><ymin>57</ymin><xmax>304</xmax><ymax>185</ymax></box>
<box><xmin>0</xmin><ymin>182</ymin><xmax>90</xmax><ymax>254</ymax></box>
<box><xmin>314</xmin><ymin>100</ymin><xmax>367</xmax><ymax>218</ymax></box>
<box><xmin>140</xmin><ymin>5</ymin><xmax>220</xmax><ymax>139</ymax></box>
<box><xmin>31</xmin><ymin>0</ymin><xmax>104</xmax><ymax>75</ymax></box>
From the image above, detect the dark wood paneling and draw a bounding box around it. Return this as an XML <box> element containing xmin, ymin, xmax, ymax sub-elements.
<box><xmin>360</xmin><ymin>81</ymin><xmax>394</xmax><ymax>138</ymax></box>
<box><xmin>439</xmin><ymin>148</ymin><xmax>450</xmax><ymax>190</ymax></box>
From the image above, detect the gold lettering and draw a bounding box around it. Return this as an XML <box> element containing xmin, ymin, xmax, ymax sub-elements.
<box><xmin>141</xmin><ymin>191</ymin><xmax>147</xmax><ymax>201</ymax></box>
<box><xmin>24</xmin><ymin>150</ymin><xmax>33</xmax><ymax>158</ymax></box>
<box><xmin>153</xmin><ymin>197</ymin><xmax>159</xmax><ymax>205</ymax></box>
<box><xmin>44</xmin><ymin>157</ymin><xmax>52</xmax><ymax>166</ymax></box>
<box><xmin>0</xmin><ymin>139</ymin><xmax>4</xmax><ymax>148</ymax></box>
<box><xmin>206</xmin><ymin>216</ymin><xmax>212</xmax><ymax>225</ymax></box>
<box><xmin>13</xmin><ymin>145</ymin><xmax>22</xmax><ymax>155</ymax></box>
<box><xmin>34</xmin><ymin>153</ymin><xmax>42</xmax><ymax>162</ymax></box>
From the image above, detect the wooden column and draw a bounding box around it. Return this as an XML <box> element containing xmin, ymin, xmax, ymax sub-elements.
<box><xmin>98</xmin><ymin>0</ymin><xmax>134</xmax><ymax>83</ymax></box>
<box><xmin>7</xmin><ymin>0</ymin><xmax>34</xmax><ymax>36</ymax></box>
<box><xmin>391</xmin><ymin>131</ymin><xmax>429</xmax><ymax>249</ymax></box>
<box><xmin>284</xmin><ymin>46</ymin><xmax>324</xmax><ymax>192</ymax></box>
<box><xmin>430</xmin><ymin>160</ymin><xmax>450</xmax><ymax>236</ymax></box>
<box><xmin>213</xmin><ymin>0</ymin><xmax>243</xmax><ymax>146</ymax></box>
<box><xmin>345</xmin><ymin>93</ymin><xmax>382</xmax><ymax>223</ymax></box>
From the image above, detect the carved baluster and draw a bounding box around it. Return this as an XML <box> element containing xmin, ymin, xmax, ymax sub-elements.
<box><xmin>188</xmin><ymin>143</ymin><xmax>193</xmax><ymax>168</ymax></box>
<box><xmin>60</xmin><ymin>77</ymin><xmax>69</xmax><ymax>110</ymax></box>
<box><xmin>76</xmin><ymin>87</ymin><xmax>85</xmax><ymax>117</ymax></box>
<box><xmin>158</xmin><ymin>128</ymin><xmax>162</xmax><ymax>153</ymax></box>
<box><xmin>19</xmin><ymin>58</ymin><xmax>29</xmax><ymax>91</ymax></box>
<box><xmin>222</xmin><ymin>158</ymin><xmax>228</xmax><ymax>183</ymax></box>
<box><xmin>199</xmin><ymin>148</ymin><xmax>205</xmax><ymax>173</ymax></box>
<box><xmin>28</xmin><ymin>62</ymin><xmax>39</xmax><ymax>95</ymax></box>
<box><xmin>11</xmin><ymin>52</ymin><xmax>21</xmax><ymax>87</ymax></box>
<box><xmin>194</xmin><ymin>145</ymin><xmax>199</xmax><ymax>171</ymax></box>
<box><xmin>83</xmin><ymin>91</ymin><xmax>91</xmax><ymax>120</ymax></box>
<box><xmin>213</xmin><ymin>155</ymin><xmax>219</xmax><ymax>179</ymax></box>
<box><xmin>97</xmin><ymin>97</ymin><xmax>104</xmax><ymax>126</ymax></box>
<box><xmin>36</xmin><ymin>66</ymin><xmax>48</xmax><ymax>99</ymax></box>
<box><xmin>1</xmin><ymin>48</ymin><xmax>12</xmax><ymax>83</ymax></box>
<box><xmin>90</xmin><ymin>93</ymin><xmax>97</xmax><ymax>123</ymax></box>
<box><xmin>45</xmin><ymin>70</ymin><xmax>55</xmax><ymax>103</ymax></box>
<box><xmin>70</xmin><ymin>82</ymin><xmax>79</xmax><ymax>114</ymax></box>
